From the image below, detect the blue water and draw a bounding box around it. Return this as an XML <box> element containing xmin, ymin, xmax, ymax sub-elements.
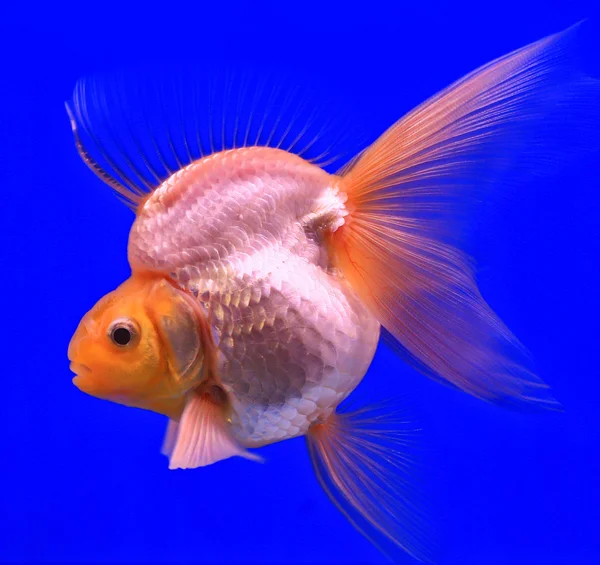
<box><xmin>2</xmin><ymin>2</ymin><xmax>600</xmax><ymax>564</ymax></box>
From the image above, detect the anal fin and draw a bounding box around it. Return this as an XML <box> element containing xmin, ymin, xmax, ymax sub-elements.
<box><xmin>306</xmin><ymin>401</ymin><xmax>433</xmax><ymax>562</ymax></box>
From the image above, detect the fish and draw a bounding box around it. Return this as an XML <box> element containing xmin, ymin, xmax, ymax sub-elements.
<box><xmin>67</xmin><ymin>23</ymin><xmax>600</xmax><ymax>561</ymax></box>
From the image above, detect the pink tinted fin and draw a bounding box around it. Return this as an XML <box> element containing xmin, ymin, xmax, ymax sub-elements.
<box><xmin>161</xmin><ymin>419</ymin><xmax>179</xmax><ymax>458</ymax></box>
<box><xmin>167</xmin><ymin>394</ymin><xmax>262</xmax><ymax>470</ymax></box>
<box><xmin>306</xmin><ymin>402</ymin><xmax>433</xmax><ymax>562</ymax></box>
<box><xmin>331</xmin><ymin>23</ymin><xmax>600</xmax><ymax>410</ymax></box>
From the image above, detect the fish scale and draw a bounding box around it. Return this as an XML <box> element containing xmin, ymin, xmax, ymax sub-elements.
<box><xmin>131</xmin><ymin>147</ymin><xmax>381</xmax><ymax>446</ymax></box>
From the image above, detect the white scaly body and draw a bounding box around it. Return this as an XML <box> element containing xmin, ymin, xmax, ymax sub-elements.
<box><xmin>129</xmin><ymin>147</ymin><xmax>380</xmax><ymax>447</ymax></box>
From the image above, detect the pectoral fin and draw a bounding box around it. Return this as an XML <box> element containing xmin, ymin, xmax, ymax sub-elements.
<box><xmin>166</xmin><ymin>393</ymin><xmax>262</xmax><ymax>469</ymax></box>
<box><xmin>161</xmin><ymin>419</ymin><xmax>179</xmax><ymax>458</ymax></box>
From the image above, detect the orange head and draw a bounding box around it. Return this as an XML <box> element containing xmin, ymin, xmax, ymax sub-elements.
<box><xmin>68</xmin><ymin>274</ymin><xmax>211</xmax><ymax>419</ymax></box>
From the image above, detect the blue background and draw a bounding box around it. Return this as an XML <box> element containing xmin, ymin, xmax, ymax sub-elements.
<box><xmin>1</xmin><ymin>1</ymin><xmax>599</xmax><ymax>563</ymax></box>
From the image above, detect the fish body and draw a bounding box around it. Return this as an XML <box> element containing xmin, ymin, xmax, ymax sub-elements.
<box><xmin>132</xmin><ymin>147</ymin><xmax>380</xmax><ymax>446</ymax></box>
<box><xmin>67</xmin><ymin>23</ymin><xmax>600</xmax><ymax>561</ymax></box>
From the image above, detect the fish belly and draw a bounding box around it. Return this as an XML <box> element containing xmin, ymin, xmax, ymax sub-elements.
<box><xmin>200</xmin><ymin>247</ymin><xmax>380</xmax><ymax>447</ymax></box>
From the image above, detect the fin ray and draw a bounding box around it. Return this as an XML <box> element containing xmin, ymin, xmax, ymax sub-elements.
<box><xmin>167</xmin><ymin>393</ymin><xmax>262</xmax><ymax>469</ymax></box>
<box><xmin>67</xmin><ymin>64</ymin><xmax>362</xmax><ymax>209</ymax></box>
<box><xmin>306</xmin><ymin>401</ymin><xmax>433</xmax><ymax>562</ymax></box>
<box><xmin>332</xmin><ymin>22</ymin><xmax>600</xmax><ymax>409</ymax></box>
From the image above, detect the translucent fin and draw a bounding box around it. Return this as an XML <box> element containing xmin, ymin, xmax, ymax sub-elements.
<box><xmin>306</xmin><ymin>401</ymin><xmax>432</xmax><ymax>562</ymax></box>
<box><xmin>331</xmin><ymin>23</ymin><xmax>600</xmax><ymax>409</ymax></box>
<box><xmin>161</xmin><ymin>419</ymin><xmax>179</xmax><ymax>458</ymax></box>
<box><xmin>65</xmin><ymin>101</ymin><xmax>140</xmax><ymax>210</ymax></box>
<box><xmin>67</xmin><ymin>64</ymin><xmax>363</xmax><ymax>209</ymax></box>
<box><xmin>168</xmin><ymin>393</ymin><xmax>262</xmax><ymax>470</ymax></box>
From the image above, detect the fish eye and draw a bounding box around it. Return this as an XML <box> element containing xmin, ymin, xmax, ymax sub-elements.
<box><xmin>107</xmin><ymin>318</ymin><xmax>139</xmax><ymax>348</ymax></box>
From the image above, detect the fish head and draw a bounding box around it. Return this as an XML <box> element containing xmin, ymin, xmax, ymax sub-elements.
<box><xmin>68</xmin><ymin>274</ymin><xmax>208</xmax><ymax>417</ymax></box>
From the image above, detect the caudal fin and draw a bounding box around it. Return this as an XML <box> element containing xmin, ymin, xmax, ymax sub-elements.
<box><xmin>306</xmin><ymin>402</ymin><xmax>432</xmax><ymax>562</ymax></box>
<box><xmin>330</xmin><ymin>23</ymin><xmax>600</xmax><ymax>409</ymax></box>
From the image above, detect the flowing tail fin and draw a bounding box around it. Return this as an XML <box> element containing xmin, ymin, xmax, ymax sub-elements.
<box><xmin>329</xmin><ymin>23</ymin><xmax>600</xmax><ymax>409</ymax></box>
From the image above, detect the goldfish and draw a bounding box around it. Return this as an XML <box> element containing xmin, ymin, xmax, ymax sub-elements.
<box><xmin>67</xmin><ymin>23</ymin><xmax>600</xmax><ymax>561</ymax></box>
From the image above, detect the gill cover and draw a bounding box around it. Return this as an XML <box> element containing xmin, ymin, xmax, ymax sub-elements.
<box><xmin>148</xmin><ymin>279</ymin><xmax>208</xmax><ymax>384</ymax></box>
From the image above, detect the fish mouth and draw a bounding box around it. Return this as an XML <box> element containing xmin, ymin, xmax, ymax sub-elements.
<box><xmin>70</xmin><ymin>362</ymin><xmax>91</xmax><ymax>376</ymax></box>
<box><xmin>70</xmin><ymin>362</ymin><xmax>92</xmax><ymax>389</ymax></box>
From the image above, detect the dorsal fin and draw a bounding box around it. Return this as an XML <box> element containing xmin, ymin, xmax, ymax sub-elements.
<box><xmin>65</xmin><ymin>99</ymin><xmax>144</xmax><ymax>210</ymax></box>
<box><xmin>66</xmin><ymin>64</ymin><xmax>366</xmax><ymax>210</ymax></box>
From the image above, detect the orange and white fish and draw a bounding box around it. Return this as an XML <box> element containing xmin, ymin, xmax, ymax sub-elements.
<box><xmin>67</xmin><ymin>24</ymin><xmax>599</xmax><ymax>561</ymax></box>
